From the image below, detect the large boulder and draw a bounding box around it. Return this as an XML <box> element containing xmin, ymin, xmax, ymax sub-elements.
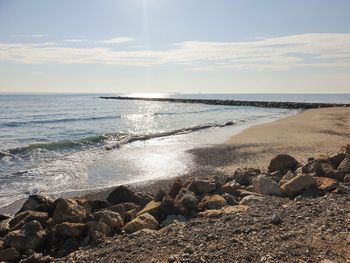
<box><xmin>19</xmin><ymin>195</ymin><xmax>54</xmax><ymax>213</ymax></box>
<box><xmin>123</xmin><ymin>213</ymin><xmax>159</xmax><ymax>234</ymax></box>
<box><xmin>53</xmin><ymin>198</ymin><xmax>86</xmax><ymax>224</ymax></box>
<box><xmin>280</xmin><ymin>174</ymin><xmax>316</xmax><ymax>197</ymax></box>
<box><xmin>198</xmin><ymin>195</ymin><xmax>226</xmax><ymax>210</ymax></box>
<box><xmin>93</xmin><ymin>210</ymin><xmax>123</xmax><ymax>231</ymax></box>
<box><xmin>9</xmin><ymin>210</ymin><xmax>48</xmax><ymax>231</ymax></box>
<box><xmin>268</xmin><ymin>154</ymin><xmax>298</xmax><ymax>173</ymax></box>
<box><xmin>5</xmin><ymin>220</ymin><xmax>46</xmax><ymax>252</ymax></box>
<box><xmin>0</xmin><ymin>247</ymin><xmax>21</xmax><ymax>261</ymax></box>
<box><xmin>106</xmin><ymin>186</ymin><xmax>135</xmax><ymax>205</ymax></box>
<box><xmin>52</xmin><ymin>222</ymin><xmax>86</xmax><ymax>237</ymax></box>
<box><xmin>252</xmin><ymin>175</ymin><xmax>282</xmax><ymax>196</ymax></box>
<box><xmin>314</xmin><ymin>177</ymin><xmax>339</xmax><ymax>192</ymax></box>
<box><xmin>175</xmin><ymin>188</ymin><xmax>197</xmax><ymax>211</ymax></box>
<box><xmin>169</xmin><ymin>179</ymin><xmax>183</xmax><ymax>199</ymax></box>
<box><xmin>136</xmin><ymin>200</ymin><xmax>161</xmax><ymax>219</ymax></box>
<box><xmin>189</xmin><ymin>179</ymin><xmax>216</xmax><ymax>195</ymax></box>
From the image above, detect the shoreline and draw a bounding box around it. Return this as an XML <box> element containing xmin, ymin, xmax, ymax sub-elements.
<box><xmin>1</xmin><ymin>107</ymin><xmax>349</xmax><ymax>216</ymax></box>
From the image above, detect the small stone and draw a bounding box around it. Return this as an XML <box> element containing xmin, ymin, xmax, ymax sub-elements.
<box><xmin>270</xmin><ymin>214</ymin><xmax>283</xmax><ymax>225</ymax></box>
<box><xmin>169</xmin><ymin>179</ymin><xmax>183</xmax><ymax>199</ymax></box>
<box><xmin>168</xmin><ymin>255</ymin><xmax>177</xmax><ymax>263</ymax></box>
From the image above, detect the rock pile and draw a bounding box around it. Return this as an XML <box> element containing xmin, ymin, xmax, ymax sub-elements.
<box><xmin>0</xmin><ymin>145</ymin><xmax>349</xmax><ymax>262</ymax></box>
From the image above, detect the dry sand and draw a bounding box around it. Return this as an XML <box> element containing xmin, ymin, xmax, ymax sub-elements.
<box><xmin>191</xmin><ymin>107</ymin><xmax>350</xmax><ymax>176</ymax></box>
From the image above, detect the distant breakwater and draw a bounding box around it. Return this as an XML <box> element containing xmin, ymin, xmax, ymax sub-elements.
<box><xmin>99</xmin><ymin>96</ymin><xmax>350</xmax><ymax>109</ymax></box>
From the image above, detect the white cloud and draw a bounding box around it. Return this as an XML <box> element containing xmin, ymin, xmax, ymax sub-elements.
<box><xmin>31</xmin><ymin>34</ymin><xmax>45</xmax><ymax>38</ymax></box>
<box><xmin>0</xmin><ymin>34</ymin><xmax>350</xmax><ymax>71</ymax></box>
<box><xmin>63</xmin><ymin>39</ymin><xmax>85</xmax><ymax>43</ymax></box>
<box><xmin>99</xmin><ymin>37</ymin><xmax>134</xmax><ymax>44</ymax></box>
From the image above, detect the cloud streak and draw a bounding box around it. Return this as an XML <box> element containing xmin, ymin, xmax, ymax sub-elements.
<box><xmin>0</xmin><ymin>34</ymin><xmax>350</xmax><ymax>71</ymax></box>
<box><xmin>99</xmin><ymin>37</ymin><xmax>134</xmax><ymax>44</ymax></box>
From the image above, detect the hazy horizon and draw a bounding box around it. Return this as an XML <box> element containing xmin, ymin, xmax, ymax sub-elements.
<box><xmin>1</xmin><ymin>0</ymin><xmax>350</xmax><ymax>93</ymax></box>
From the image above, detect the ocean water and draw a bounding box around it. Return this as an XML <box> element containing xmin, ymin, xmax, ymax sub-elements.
<box><xmin>0</xmin><ymin>93</ymin><xmax>348</xmax><ymax>207</ymax></box>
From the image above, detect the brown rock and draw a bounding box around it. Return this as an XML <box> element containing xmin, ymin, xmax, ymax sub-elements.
<box><xmin>5</xmin><ymin>220</ymin><xmax>46</xmax><ymax>252</ymax></box>
<box><xmin>160</xmin><ymin>195</ymin><xmax>187</xmax><ymax>215</ymax></box>
<box><xmin>198</xmin><ymin>194</ymin><xmax>226</xmax><ymax>210</ymax></box>
<box><xmin>281</xmin><ymin>174</ymin><xmax>316</xmax><ymax>197</ymax></box>
<box><xmin>338</xmin><ymin>155</ymin><xmax>350</xmax><ymax>173</ymax></box>
<box><xmin>154</xmin><ymin>189</ymin><xmax>166</xmax><ymax>202</ymax></box>
<box><xmin>53</xmin><ymin>198</ymin><xmax>86</xmax><ymax>224</ymax></box>
<box><xmin>328</xmin><ymin>153</ymin><xmax>346</xmax><ymax>168</ymax></box>
<box><xmin>93</xmin><ymin>210</ymin><xmax>123</xmax><ymax>230</ymax></box>
<box><xmin>268</xmin><ymin>154</ymin><xmax>298</xmax><ymax>173</ymax></box>
<box><xmin>314</xmin><ymin>177</ymin><xmax>339</xmax><ymax>192</ymax></box>
<box><xmin>86</xmin><ymin>221</ymin><xmax>111</xmax><ymax>236</ymax></box>
<box><xmin>125</xmin><ymin>209</ymin><xmax>138</xmax><ymax>223</ymax></box>
<box><xmin>137</xmin><ymin>200</ymin><xmax>161</xmax><ymax>218</ymax></box>
<box><xmin>20</xmin><ymin>195</ymin><xmax>54</xmax><ymax>213</ymax></box>
<box><xmin>131</xmin><ymin>192</ymin><xmax>153</xmax><ymax>207</ymax></box>
<box><xmin>189</xmin><ymin>179</ymin><xmax>216</xmax><ymax>195</ymax></box>
<box><xmin>52</xmin><ymin>222</ymin><xmax>86</xmax><ymax>237</ymax></box>
<box><xmin>0</xmin><ymin>247</ymin><xmax>21</xmax><ymax>261</ymax></box>
<box><xmin>106</xmin><ymin>204</ymin><xmax>126</xmax><ymax>222</ymax></box>
<box><xmin>123</xmin><ymin>213</ymin><xmax>159</xmax><ymax>234</ymax></box>
<box><xmin>123</xmin><ymin>203</ymin><xmax>141</xmax><ymax>212</ymax></box>
<box><xmin>9</xmin><ymin>210</ymin><xmax>49</xmax><ymax>231</ymax></box>
<box><xmin>169</xmin><ymin>179</ymin><xmax>183</xmax><ymax>199</ymax></box>
<box><xmin>0</xmin><ymin>214</ymin><xmax>11</xmax><ymax>222</ymax></box>
<box><xmin>233</xmin><ymin>168</ymin><xmax>254</xmax><ymax>186</ymax></box>
<box><xmin>198</xmin><ymin>205</ymin><xmax>249</xmax><ymax>218</ymax></box>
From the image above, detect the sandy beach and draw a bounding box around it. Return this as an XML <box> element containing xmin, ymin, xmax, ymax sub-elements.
<box><xmin>1</xmin><ymin>107</ymin><xmax>350</xmax><ymax>214</ymax></box>
<box><xmin>1</xmin><ymin>107</ymin><xmax>349</xmax><ymax>262</ymax></box>
<box><xmin>191</xmin><ymin>107</ymin><xmax>350</xmax><ymax>174</ymax></box>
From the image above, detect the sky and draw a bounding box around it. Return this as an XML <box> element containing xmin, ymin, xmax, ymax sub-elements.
<box><xmin>0</xmin><ymin>0</ymin><xmax>350</xmax><ymax>93</ymax></box>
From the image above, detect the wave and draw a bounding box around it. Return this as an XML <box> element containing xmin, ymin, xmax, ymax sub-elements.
<box><xmin>1</xmin><ymin>108</ymin><xmax>233</xmax><ymax>128</ymax></box>
<box><xmin>1</xmin><ymin>115</ymin><xmax>122</xmax><ymax>127</ymax></box>
<box><xmin>4</xmin><ymin>121</ymin><xmax>235</xmax><ymax>156</ymax></box>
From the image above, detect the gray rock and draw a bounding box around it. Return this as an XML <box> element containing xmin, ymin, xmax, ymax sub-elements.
<box><xmin>175</xmin><ymin>188</ymin><xmax>197</xmax><ymax>210</ymax></box>
<box><xmin>252</xmin><ymin>175</ymin><xmax>282</xmax><ymax>196</ymax></box>
<box><xmin>239</xmin><ymin>195</ymin><xmax>264</xmax><ymax>205</ymax></box>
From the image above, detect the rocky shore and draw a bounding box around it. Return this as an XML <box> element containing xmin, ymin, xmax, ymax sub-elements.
<box><xmin>0</xmin><ymin>144</ymin><xmax>349</xmax><ymax>262</ymax></box>
<box><xmin>100</xmin><ymin>96</ymin><xmax>350</xmax><ymax>109</ymax></box>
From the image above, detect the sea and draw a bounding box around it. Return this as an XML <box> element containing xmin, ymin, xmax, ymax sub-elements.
<box><xmin>0</xmin><ymin>93</ymin><xmax>349</xmax><ymax>207</ymax></box>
